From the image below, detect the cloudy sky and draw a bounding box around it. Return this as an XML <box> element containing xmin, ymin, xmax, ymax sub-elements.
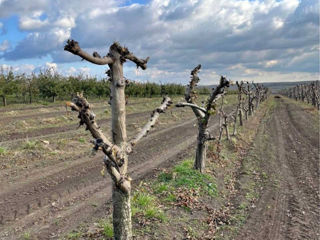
<box><xmin>0</xmin><ymin>0</ymin><xmax>318</xmax><ymax>84</ymax></box>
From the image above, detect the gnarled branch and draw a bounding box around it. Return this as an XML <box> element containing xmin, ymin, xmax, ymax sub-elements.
<box><xmin>130</xmin><ymin>96</ymin><xmax>172</xmax><ymax>147</ymax></box>
<box><xmin>64</xmin><ymin>39</ymin><xmax>114</xmax><ymax>65</ymax></box>
<box><xmin>110</xmin><ymin>42</ymin><xmax>149</xmax><ymax>70</ymax></box>
<box><xmin>66</xmin><ymin>94</ymin><xmax>130</xmax><ymax>193</ymax></box>
<box><xmin>205</xmin><ymin>76</ymin><xmax>230</xmax><ymax>112</ymax></box>
<box><xmin>175</xmin><ymin>102</ymin><xmax>206</xmax><ymax>114</ymax></box>
<box><xmin>184</xmin><ymin>64</ymin><xmax>205</xmax><ymax>118</ymax></box>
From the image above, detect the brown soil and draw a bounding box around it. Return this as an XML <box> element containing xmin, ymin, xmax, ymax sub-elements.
<box><xmin>0</xmin><ymin>101</ymin><xmax>144</xmax><ymax>124</ymax></box>
<box><xmin>0</xmin><ymin>104</ymin><xmax>229</xmax><ymax>240</ymax></box>
<box><xmin>235</xmin><ymin>97</ymin><xmax>319</xmax><ymax>239</ymax></box>
<box><xmin>0</xmin><ymin>110</ymin><xmax>149</xmax><ymax>143</ymax></box>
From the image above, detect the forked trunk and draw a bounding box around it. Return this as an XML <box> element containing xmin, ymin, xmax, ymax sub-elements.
<box><xmin>112</xmin><ymin>186</ymin><xmax>132</xmax><ymax>240</ymax></box>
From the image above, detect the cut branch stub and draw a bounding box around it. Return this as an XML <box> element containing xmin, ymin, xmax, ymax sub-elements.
<box><xmin>64</xmin><ymin>39</ymin><xmax>80</xmax><ymax>54</ymax></box>
<box><xmin>110</xmin><ymin>42</ymin><xmax>150</xmax><ymax>70</ymax></box>
<box><xmin>206</xmin><ymin>76</ymin><xmax>230</xmax><ymax>111</ymax></box>
<box><xmin>186</xmin><ymin>64</ymin><xmax>201</xmax><ymax>103</ymax></box>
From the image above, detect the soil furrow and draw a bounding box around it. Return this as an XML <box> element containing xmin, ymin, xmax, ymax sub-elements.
<box><xmin>236</xmin><ymin>97</ymin><xmax>320</xmax><ymax>240</ymax></box>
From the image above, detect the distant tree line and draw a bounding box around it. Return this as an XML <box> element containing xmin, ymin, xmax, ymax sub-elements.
<box><xmin>0</xmin><ymin>68</ymin><xmax>189</xmax><ymax>106</ymax></box>
<box><xmin>281</xmin><ymin>81</ymin><xmax>320</xmax><ymax>109</ymax></box>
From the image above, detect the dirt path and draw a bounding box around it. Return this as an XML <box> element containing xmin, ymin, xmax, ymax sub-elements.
<box><xmin>0</xmin><ymin>105</ymin><xmax>229</xmax><ymax>239</ymax></box>
<box><xmin>236</xmin><ymin>97</ymin><xmax>319</xmax><ymax>240</ymax></box>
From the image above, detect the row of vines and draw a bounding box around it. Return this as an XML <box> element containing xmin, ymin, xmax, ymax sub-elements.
<box><xmin>63</xmin><ymin>39</ymin><xmax>271</xmax><ymax>240</ymax></box>
<box><xmin>281</xmin><ymin>81</ymin><xmax>320</xmax><ymax>109</ymax></box>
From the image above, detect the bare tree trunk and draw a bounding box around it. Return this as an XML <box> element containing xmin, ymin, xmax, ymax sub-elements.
<box><xmin>232</xmin><ymin>107</ymin><xmax>238</xmax><ymax>136</ymax></box>
<box><xmin>218</xmin><ymin>114</ymin><xmax>223</xmax><ymax>142</ymax></box>
<box><xmin>112</xmin><ymin>186</ymin><xmax>132</xmax><ymax>240</ymax></box>
<box><xmin>224</xmin><ymin>116</ymin><xmax>230</xmax><ymax>140</ymax></box>
<box><xmin>225</xmin><ymin>124</ymin><xmax>230</xmax><ymax>140</ymax></box>
<box><xmin>109</xmin><ymin>52</ymin><xmax>132</xmax><ymax>239</ymax></box>
<box><xmin>176</xmin><ymin>65</ymin><xmax>229</xmax><ymax>173</ymax></box>
<box><xmin>194</xmin><ymin>124</ymin><xmax>207</xmax><ymax>173</ymax></box>
<box><xmin>239</xmin><ymin>109</ymin><xmax>243</xmax><ymax>126</ymax></box>
<box><xmin>2</xmin><ymin>95</ymin><xmax>6</xmax><ymax>106</ymax></box>
<box><xmin>65</xmin><ymin>40</ymin><xmax>172</xmax><ymax>240</ymax></box>
<box><xmin>248</xmin><ymin>95</ymin><xmax>252</xmax><ymax>116</ymax></box>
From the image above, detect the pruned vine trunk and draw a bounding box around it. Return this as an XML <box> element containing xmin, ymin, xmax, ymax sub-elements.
<box><xmin>2</xmin><ymin>95</ymin><xmax>6</xmax><ymax>106</ymax></box>
<box><xmin>109</xmin><ymin>50</ymin><xmax>132</xmax><ymax>239</ymax></box>
<box><xmin>113</xmin><ymin>185</ymin><xmax>132</xmax><ymax>240</ymax></box>
<box><xmin>195</xmin><ymin>125</ymin><xmax>207</xmax><ymax>173</ymax></box>
<box><xmin>64</xmin><ymin>39</ymin><xmax>170</xmax><ymax>240</ymax></box>
<box><xmin>232</xmin><ymin>106</ymin><xmax>238</xmax><ymax>136</ymax></box>
<box><xmin>239</xmin><ymin>108</ymin><xmax>243</xmax><ymax>126</ymax></box>
<box><xmin>176</xmin><ymin>65</ymin><xmax>229</xmax><ymax>172</ymax></box>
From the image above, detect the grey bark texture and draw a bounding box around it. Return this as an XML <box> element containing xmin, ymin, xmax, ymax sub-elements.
<box><xmin>176</xmin><ymin>65</ymin><xmax>229</xmax><ymax>173</ymax></box>
<box><xmin>64</xmin><ymin>39</ymin><xmax>171</xmax><ymax>240</ymax></box>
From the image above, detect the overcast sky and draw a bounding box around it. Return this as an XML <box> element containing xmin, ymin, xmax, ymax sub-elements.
<box><xmin>0</xmin><ymin>0</ymin><xmax>318</xmax><ymax>84</ymax></box>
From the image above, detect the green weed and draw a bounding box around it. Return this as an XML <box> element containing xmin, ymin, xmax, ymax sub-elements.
<box><xmin>66</xmin><ymin>231</ymin><xmax>81</xmax><ymax>239</ymax></box>
<box><xmin>163</xmin><ymin>159</ymin><xmax>218</xmax><ymax>197</ymax></box>
<box><xmin>0</xmin><ymin>146</ymin><xmax>7</xmax><ymax>155</ymax></box>
<box><xmin>132</xmin><ymin>192</ymin><xmax>166</xmax><ymax>221</ymax></box>
<box><xmin>22</xmin><ymin>140</ymin><xmax>38</xmax><ymax>150</ymax></box>
<box><xmin>99</xmin><ymin>219</ymin><xmax>113</xmax><ymax>238</ymax></box>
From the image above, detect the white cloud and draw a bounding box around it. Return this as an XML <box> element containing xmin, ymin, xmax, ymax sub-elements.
<box><xmin>45</xmin><ymin>62</ymin><xmax>58</xmax><ymax>74</ymax></box>
<box><xmin>265</xmin><ymin>60</ymin><xmax>278</xmax><ymax>68</ymax></box>
<box><xmin>0</xmin><ymin>40</ymin><xmax>9</xmax><ymax>51</ymax></box>
<box><xmin>79</xmin><ymin>67</ymin><xmax>90</xmax><ymax>75</ymax></box>
<box><xmin>19</xmin><ymin>16</ymin><xmax>48</xmax><ymax>31</ymax></box>
<box><xmin>0</xmin><ymin>0</ymin><xmax>318</xmax><ymax>83</ymax></box>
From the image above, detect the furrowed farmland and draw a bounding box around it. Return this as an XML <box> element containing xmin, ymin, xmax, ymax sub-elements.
<box><xmin>0</xmin><ymin>60</ymin><xmax>319</xmax><ymax>240</ymax></box>
<box><xmin>0</xmin><ymin>1</ymin><xmax>319</xmax><ymax>237</ymax></box>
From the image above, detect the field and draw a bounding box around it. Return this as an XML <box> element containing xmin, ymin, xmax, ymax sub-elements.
<box><xmin>0</xmin><ymin>95</ymin><xmax>318</xmax><ymax>239</ymax></box>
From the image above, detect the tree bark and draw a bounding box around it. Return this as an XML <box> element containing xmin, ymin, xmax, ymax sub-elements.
<box><xmin>225</xmin><ymin>120</ymin><xmax>230</xmax><ymax>140</ymax></box>
<box><xmin>65</xmin><ymin>40</ymin><xmax>168</xmax><ymax>240</ymax></box>
<box><xmin>194</xmin><ymin>124</ymin><xmax>207</xmax><ymax>173</ymax></box>
<box><xmin>232</xmin><ymin>106</ymin><xmax>238</xmax><ymax>136</ymax></box>
<box><xmin>239</xmin><ymin>109</ymin><xmax>243</xmax><ymax>126</ymax></box>
<box><xmin>112</xmin><ymin>185</ymin><xmax>132</xmax><ymax>240</ymax></box>
<box><xmin>109</xmin><ymin>47</ymin><xmax>132</xmax><ymax>239</ymax></box>
<box><xmin>2</xmin><ymin>95</ymin><xmax>6</xmax><ymax>106</ymax></box>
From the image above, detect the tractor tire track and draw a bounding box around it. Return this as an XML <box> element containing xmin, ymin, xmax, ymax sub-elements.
<box><xmin>0</xmin><ymin>105</ymin><xmax>231</xmax><ymax>239</ymax></box>
<box><xmin>236</xmin><ymin>97</ymin><xmax>319</xmax><ymax>240</ymax></box>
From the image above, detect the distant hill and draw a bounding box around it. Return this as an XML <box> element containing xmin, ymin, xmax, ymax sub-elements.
<box><xmin>200</xmin><ymin>80</ymin><xmax>319</xmax><ymax>93</ymax></box>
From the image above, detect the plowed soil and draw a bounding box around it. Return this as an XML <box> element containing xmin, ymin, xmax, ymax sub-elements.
<box><xmin>0</xmin><ymin>103</ymin><xmax>230</xmax><ymax>240</ymax></box>
<box><xmin>0</xmin><ymin>97</ymin><xmax>318</xmax><ymax>240</ymax></box>
<box><xmin>236</xmin><ymin>97</ymin><xmax>319</xmax><ymax>240</ymax></box>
